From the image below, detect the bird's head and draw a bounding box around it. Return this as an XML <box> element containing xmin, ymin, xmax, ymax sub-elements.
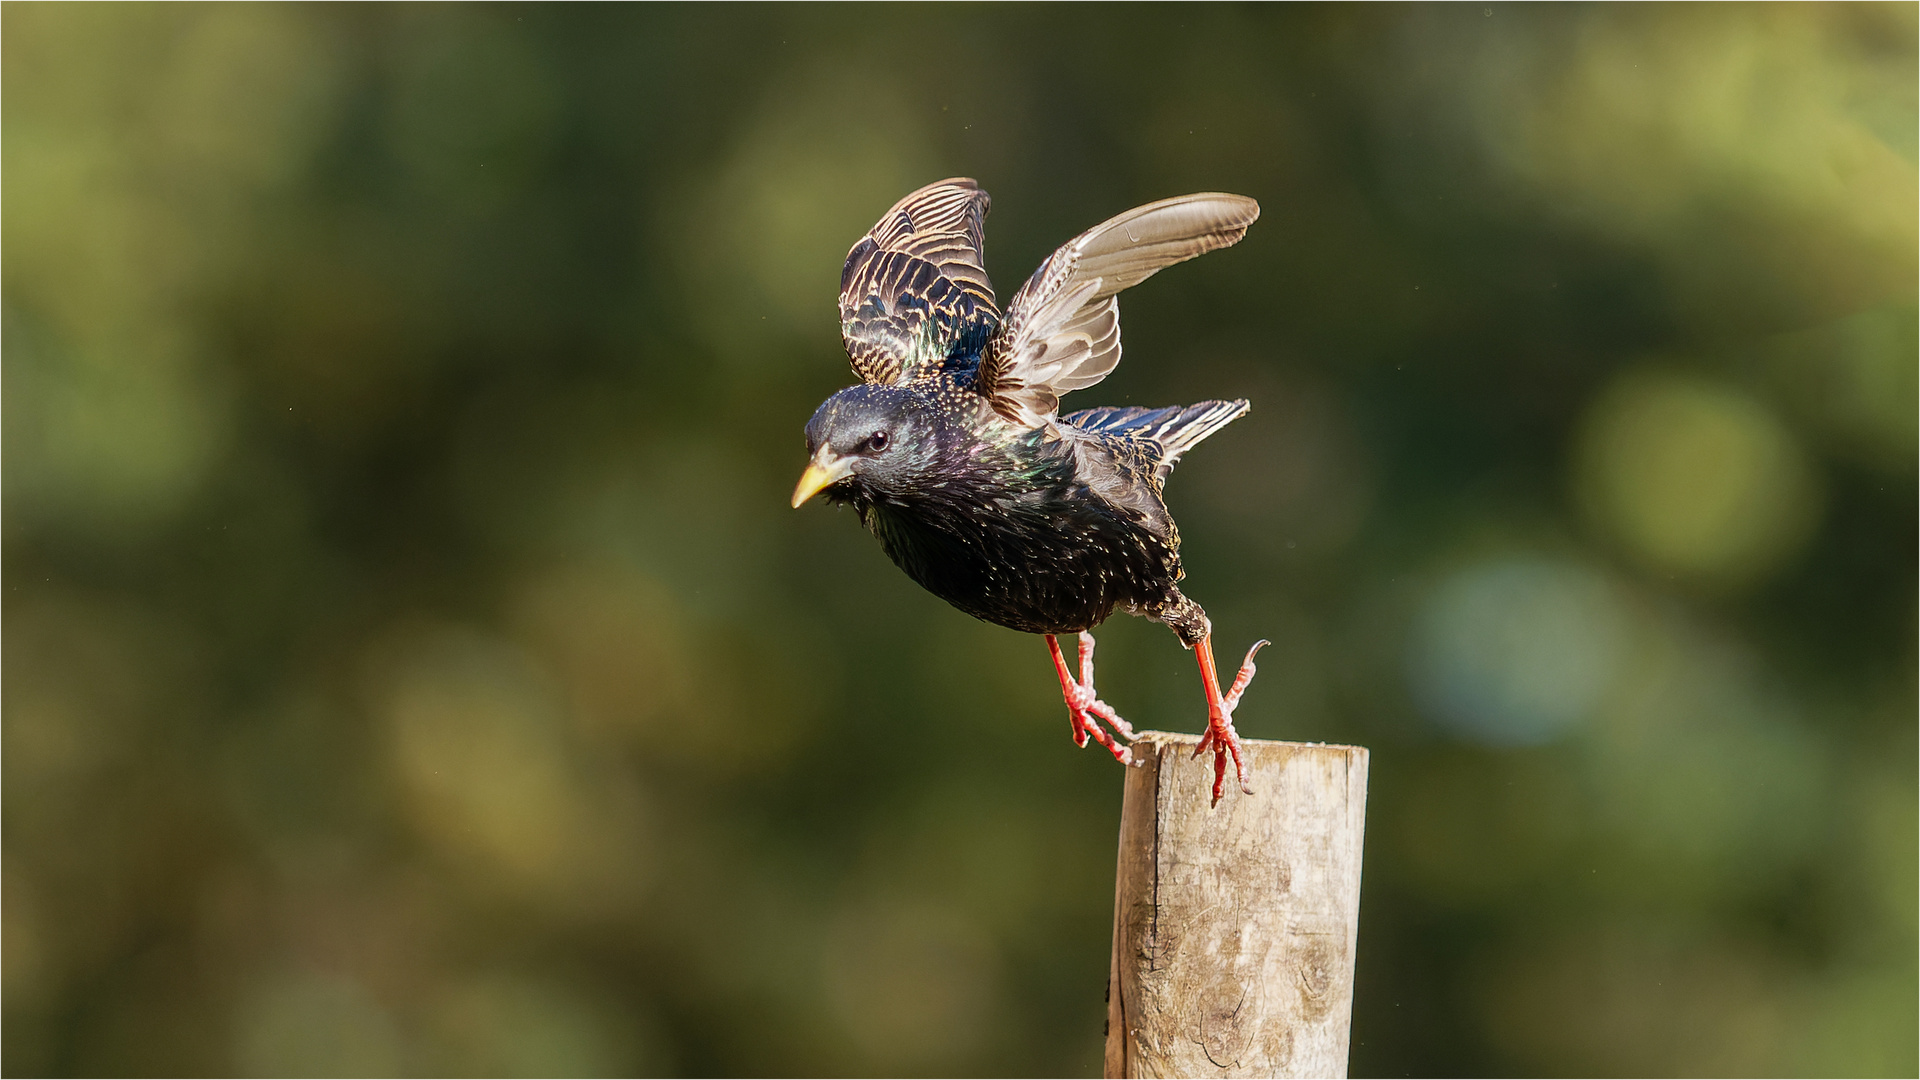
<box><xmin>791</xmin><ymin>383</ymin><xmax>949</xmax><ymax>508</ymax></box>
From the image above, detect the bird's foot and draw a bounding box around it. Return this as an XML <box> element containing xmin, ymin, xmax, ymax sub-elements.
<box><xmin>1047</xmin><ymin>632</ymin><xmax>1135</xmax><ymax>766</ymax></box>
<box><xmin>1191</xmin><ymin>637</ymin><xmax>1269</xmax><ymax>805</ymax></box>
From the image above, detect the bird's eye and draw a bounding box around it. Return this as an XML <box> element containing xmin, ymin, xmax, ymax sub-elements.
<box><xmin>867</xmin><ymin>431</ymin><xmax>890</xmax><ymax>453</ymax></box>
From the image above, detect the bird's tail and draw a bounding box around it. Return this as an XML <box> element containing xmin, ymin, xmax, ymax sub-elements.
<box><xmin>1062</xmin><ymin>399</ymin><xmax>1249</xmax><ymax>483</ymax></box>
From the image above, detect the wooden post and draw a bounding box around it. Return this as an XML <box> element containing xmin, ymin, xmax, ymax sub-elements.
<box><xmin>1105</xmin><ymin>732</ymin><xmax>1369</xmax><ymax>1079</ymax></box>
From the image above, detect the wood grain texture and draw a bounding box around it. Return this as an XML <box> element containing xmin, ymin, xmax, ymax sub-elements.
<box><xmin>1105</xmin><ymin>733</ymin><xmax>1368</xmax><ymax>1079</ymax></box>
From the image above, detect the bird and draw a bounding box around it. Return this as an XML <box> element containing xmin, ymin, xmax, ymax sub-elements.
<box><xmin>790</xmin><ymin>178</ymin><xmax>1266</xmax><ymax>804</ymax></box>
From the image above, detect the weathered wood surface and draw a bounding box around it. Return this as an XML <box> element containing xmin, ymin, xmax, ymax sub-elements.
<box><xmin>1105</xmin><ymin>733</ymin><xmax>1368</xmax><ymax>1079</ymax></box>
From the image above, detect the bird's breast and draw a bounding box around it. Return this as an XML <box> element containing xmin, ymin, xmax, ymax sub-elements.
<box><xmin>860</xmin><ymin>480</ymin><xmax>1181</xmax><ymax>636</ymax></box>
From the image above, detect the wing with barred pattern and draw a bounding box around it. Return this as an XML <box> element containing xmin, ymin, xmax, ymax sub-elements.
<box><xmin>838</xmin><ymin>178</ymin><xmax>1002</xmax><ymax>385</ymax></box>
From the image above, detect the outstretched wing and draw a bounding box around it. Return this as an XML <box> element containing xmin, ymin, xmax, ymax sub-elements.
<box><xmin>839</xmin><ymin>179</ymin><xmax>1001</xmax><ymax>385</ymax></box>
<box><xmin>977</xmin><ymin>193</ymin><xmax>1259</xmax><ymax>427</ymax></box>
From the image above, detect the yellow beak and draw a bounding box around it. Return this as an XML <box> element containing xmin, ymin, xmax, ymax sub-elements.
<box><xmin>790</xmin><ymin>453</ymin><xmax>854</xmax><ymax>508</ymax></box>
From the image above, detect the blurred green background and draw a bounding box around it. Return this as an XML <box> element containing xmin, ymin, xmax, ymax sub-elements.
<box><xmin>4</xmin><ymin>4</ymin><xmax>1915</xmax><ymax>1076</ymax></box>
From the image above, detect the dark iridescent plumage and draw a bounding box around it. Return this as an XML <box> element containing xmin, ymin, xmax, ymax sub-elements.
<box><xmin>793</xmin><ymin>179</ymin><xmax>1267</xmax><ymax>802</ymax></box>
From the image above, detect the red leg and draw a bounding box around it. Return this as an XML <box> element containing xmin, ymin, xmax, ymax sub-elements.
<box><xmin>1046</xmin><ymin>632</ymin><xmax>1134</xmax><ymax>766</ymax></box>
<box><xmin>1077</xmin><ymin>633</ymin><xmax>1136</xmax><ymax>743</ymax></box>
<box><xmin>1190</xmin><ymin>635</ymin><xmax>1269</xmax><ymax>805</ymax></box>
<box><xmin>1047</xmin><ymin>634</ymin><xmax>1091</xmax><ymax>748</ymax></box>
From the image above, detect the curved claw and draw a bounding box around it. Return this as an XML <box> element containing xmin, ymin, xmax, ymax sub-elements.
<box><xmin>1192</xmin><ymin>635</ymin><xmax>1268</xmax><ymax>804</ymax></box>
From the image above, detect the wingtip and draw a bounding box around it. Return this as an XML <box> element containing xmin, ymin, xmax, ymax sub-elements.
<box><xmin>1153</xmin><ymin>191</ymin><xmax>1260</xmax><ymax>224</ymax></box>
<box><xmin>910</xmin><ymin>176</ymin><xmax>982</xmax><ymax>196</ymax></box>
<box><xmin>1208</xmin><ymin>193</ymin><xmax>1260</xmax><ymax>227</ymax></box>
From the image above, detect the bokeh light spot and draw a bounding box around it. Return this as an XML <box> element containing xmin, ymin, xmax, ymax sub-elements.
<box><xmin>1409</xmin><ymin>557</ymin><xmax>1626</xmax><ymax>746</ymax></box>
<box><xmin>1575</xmin><ymin>369</ymin><xmax>1822</xmax><ymax>588</ymax></box>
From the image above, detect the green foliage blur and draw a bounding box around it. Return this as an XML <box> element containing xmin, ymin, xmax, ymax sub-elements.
<box><xmin>4</xmin><ymin>4</ymin><xmax>1914</xmax><ymax>1076</ymax></box>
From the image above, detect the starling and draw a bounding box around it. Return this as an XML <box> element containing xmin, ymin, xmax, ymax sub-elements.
<box><xmin>791</xmin><ymin>178</ymin><xmax>1266</xmax><ymax>804</ymax></box>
